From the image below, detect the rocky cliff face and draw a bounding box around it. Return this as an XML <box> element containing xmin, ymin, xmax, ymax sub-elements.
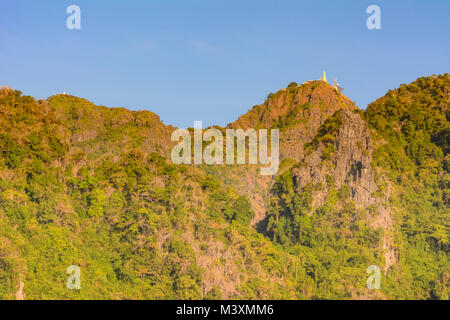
<box><xmin>225</xmin><ymin>81</ymin><xmax>366</xmax><ymax>228</ymax></box>
<box><xmin>230</xmin><ymin>81</ymin><xmax>357</xmax><ymax>162</ymax></box>
<box><xmin>291</xmin><ymin>109</ymin><xmax>394</xmax><ymax>270</ymax></box>
<box><xmin>227</xmin><ymin>82</ymin><xmax>384</xmax><ymax>229</ymax></box>
<box><xmin>292</xmin><ymin>109</ymin><xmax>377</xmax><ymax>209</ymax></box>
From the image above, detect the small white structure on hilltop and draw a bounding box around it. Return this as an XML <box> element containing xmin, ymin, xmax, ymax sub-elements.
<box><xmin>321</xmin><ymin>71</ymin><xmax>327</xmax><ymax>83</ymax></box>
<box><xmin>303</xmin><ymin>71</ymin><xmax>328</xmax><ymax>85</ymax></box>
<box><xmin>333</xmin><ymin>78</ymin><xmax>343</xmax><ymax>92</ymax></box>
<box><xmin>333</xmin><ymin>78</ymin><xmax>339</xmax><ymax>89</ymax></box>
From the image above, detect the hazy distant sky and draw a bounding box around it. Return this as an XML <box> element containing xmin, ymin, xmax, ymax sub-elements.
<box><xmin>1</xmin><ymin>0</ymin><xmax>449</xmax><ymax>128</ymax></box>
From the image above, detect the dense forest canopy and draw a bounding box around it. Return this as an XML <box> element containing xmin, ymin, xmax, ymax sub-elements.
<box><xmin>0</xmin><ymin>74</ymin><xmax>448</xmax><ymax>300</ymax></box>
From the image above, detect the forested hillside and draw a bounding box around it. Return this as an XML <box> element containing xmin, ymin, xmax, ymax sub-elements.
<box><xmin>0</xmin><ymin>74</ymin><xmax>448</xmax><ymax>300</ymax></box>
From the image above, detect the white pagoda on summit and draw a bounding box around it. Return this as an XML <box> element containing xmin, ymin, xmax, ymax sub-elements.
<box><xmin>303</xmin><ymin>71</ymin><xmax>329</xmax><ymax>85</ymax></box>
<box><xmin>321</xmin><ymin>71</ymin><xmax>327</xmax><ymax>83</ymax></box>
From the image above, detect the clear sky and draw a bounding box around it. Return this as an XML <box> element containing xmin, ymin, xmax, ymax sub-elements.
<box><xmin>1</xmin><ymin>0</ymin><xmax>449</xmax><ymax>128</ymax></box>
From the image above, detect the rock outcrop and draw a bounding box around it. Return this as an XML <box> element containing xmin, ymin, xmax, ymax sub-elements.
<box><xmin>229</xmin><ymin>81</ymin><xmax>358</xmax><ymax>162</ymax></box>
<box><xmin>291</xmin><ymin>109</ymin><xmax>395</xmax><ymax>271</ymax></box>
<box><xmin>292</xmin><ymin>109</ymin><xmax>377</xmax><ymax>209</ymax></box>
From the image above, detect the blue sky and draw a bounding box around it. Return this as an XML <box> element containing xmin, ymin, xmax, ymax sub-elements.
<box><xmin>1</xmin><ymin>0</ymin><xmax>449</xmax><ymax>128</ymax></box>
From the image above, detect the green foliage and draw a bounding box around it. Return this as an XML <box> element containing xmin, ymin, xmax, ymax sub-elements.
<box><xmin>87</xmin><ymin>189</ymin><xmax>106</xmax><ymax>217</ymax></box>
<box><xmin>0</xmin><ymin>75</ymin><xmax>448</xmax><ymax>300</ymax></box>
<box><xmin>365</xmin><ymin>74</ymin><xmax>450</xmax><ymax>299</ymax></box>
<box><xmin>263</xmin><ymin>170</ymin><xmax>383</xmax><ymax>298</ymax></box>
<box><xmin>0</xmin><ymin>136</ymin><xmax>26</xmax><ymax>169</ymax></box>
<box><xmin>304</xmin><ymin>110</ymin><xmax>343</xmax><ymax>153</ymax></box>
<box><xmin>230</xmin><ymin>196</ymin><xmax>254</xmax><ymax>226</ymax></box>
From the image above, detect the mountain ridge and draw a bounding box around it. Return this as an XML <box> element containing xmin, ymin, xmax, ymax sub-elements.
<box><xmin>0</xmin><ymin>74</ymin><xmax>448</xmax><ymax>300</ymax></box>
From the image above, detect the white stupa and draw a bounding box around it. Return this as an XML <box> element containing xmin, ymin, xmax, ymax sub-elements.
<box><xmin>321</xmin><ymin>71</ymin><xmax>327</xmax><ymax>83</ymax></box>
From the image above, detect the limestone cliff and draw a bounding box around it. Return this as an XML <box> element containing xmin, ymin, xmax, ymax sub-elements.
<box><xmin>291</xmin><ymin>109</ymin><xmax>394</xmax><ymax>271</ymax></box>
<box><xmin>229</xmin><ymin>81</ymin><xmax>357</xmax><ymax>162</ymax></box>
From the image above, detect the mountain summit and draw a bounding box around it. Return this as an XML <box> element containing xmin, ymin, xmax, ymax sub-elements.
<box><xmin>230</xmin><ymin>79</ymin><xmax>357</xmax><ymax>162</ymax></box>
